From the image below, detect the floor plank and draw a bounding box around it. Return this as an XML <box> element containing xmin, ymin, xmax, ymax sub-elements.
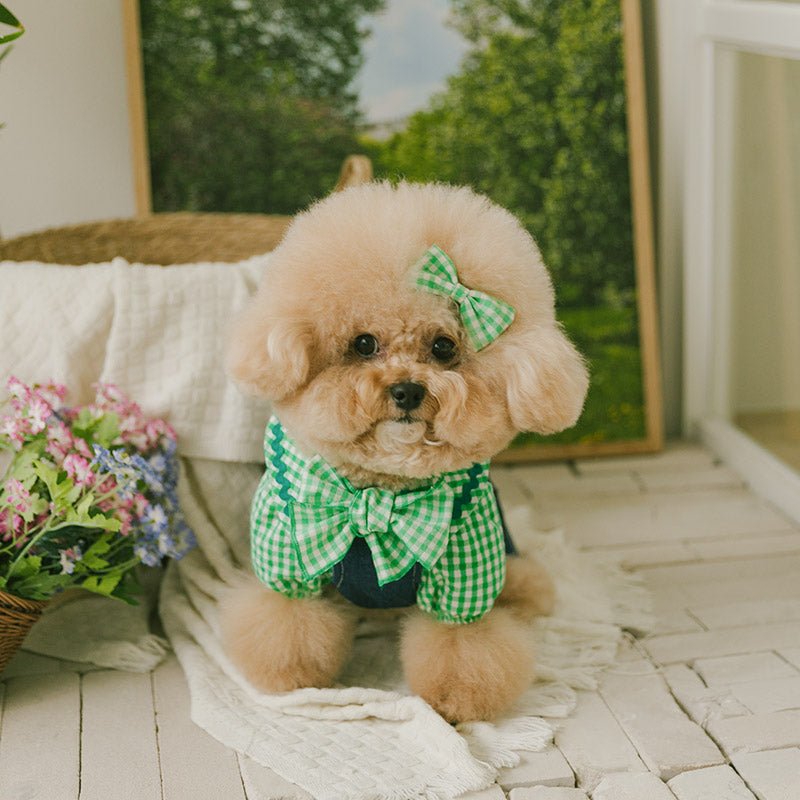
<box><xmin>0</xmin><ymin>673</ymin><xmax>81</xmax><ymax>800</ymax></box>
<box><xmin>667</xmin><ymin>764</ymin><xmax>757</xmax><ymax>800</ymax></box>
<box><xmin>731</xmin><ymin>748</ymin><xmax>800</xmax><ymax>800</ymax></box>
<box><xmin>598</xmin><ymin>672</ymin><xmax>725</xmax><ymax>780</ymax></box>
<box><xmin>80</xmin><ymin>670</ymin><xmax>161</xmax><ymax>800</ymax></box>
<box><xmin>153</xmin><ymin>656</ymin><xmax>247</xmax><ymax>800</ymax></box>
<box><xmin>644</xmin><ymin>622</ymin><xmax>800</xmax><ymax>665</ymax></box>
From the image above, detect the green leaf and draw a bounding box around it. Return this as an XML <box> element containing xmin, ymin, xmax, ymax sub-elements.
<box><xmin>80</xmin><ymin>552</ymin><xmax>110</xmax><ymax>571</ymax></box>
<box><xmin>0</xmin><ymin>5</ymin><xmax>22</xmax><ymax>28</ymax></box>
<box><xmin>75</xmin><ymin>493</ymin><xmax>95</xmax><ymax>518</ymax></box>
<box><xmin>8</xmin><ymin>554</ymin><xmax>42</xmax><ymax>579</ymax></box>
<box><xmin>71</xmin><ymin>409</ymin><xmax>120</xmax><ymax>448</ymax></box>
<box><xmin>0</xmin><ymin>29</ymin><xmax>23</xmax><ymax>43</ymax></box>
<box><xmin>29</xmin><ymin>494</ymin><xmax>48</xmax><ymax>516</ymax></box>
<box><xmin>84</xmin><ymin>530</ymin><xmax>113</xmax><ymax>556</ymax></box>
<box><xmin>75</xmin><ymin>407</ymin><xmax>93</xmax><ymax>431</ymax></box>
<box><xmin>95</xmin><ymin>412</ymin><xmax>120</xmax><ymax>446</ymax></box>
<box><xmin>64</xmin><ymin>508</ymin><xmax>121</xmax><ymax>532</ymax></box>
<box><xmin>65</xmin><ymin>483</ymin><xmax>82</xmax><ymax>506</ymax></box>
<box><xmin>82</xmin><ymin>573</ymin><xmax>122</xmax><ymax>598</ymax></box>
<box><xmin>32</xmin><ymin>460</ymin><xmax>60</xmax><ymax>498</ymax></box>
<box><xmin>8</xmin><ymin>571</ymin><xmax>71</xmax><ymax>601</ymax></box>
<box><xmin>7</xmin><ymin>446</ymin><xmax>42</xmax><ymax>482</ymax></box>
<box><xmin>81</xmin><ymin>532</ymin><xmax>114</xmax><ymax>570</ymax></box>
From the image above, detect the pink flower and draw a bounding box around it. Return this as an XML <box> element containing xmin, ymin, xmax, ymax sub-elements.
<box><xmin>115</xmin><ymin>507</ymin><xmax>133</xmax><ymax>536</ymax></box>
<box><xmin>132</xmin><ymin>493</ymin><xmax>149</xmax><ymax>518</ymax></box>
<box><xmin>146</xmin><ymin>418</ymin><xmax>177</xmax><ymax>446</ymax></box>
<box><xmin>62</xmin><ymin>454</ymin><xmax>94</xmax><ymax>488</ymax></box>
<box><xmin>27</xmin><ymin>396</ymin><xmax>52</xmax><ymax>433</ymax></box>
<box><xmin>0</xmin><ymin>416</ymin><xmax>25</xmax><ymax>451</ymax></box>
<box><xmin>6</xmin><ymin>376</ymin><xmax>31</xmax><ymax>411</ymax></box>
<box><xmin>0</xmin><ymin>508</ymin><xmax>24</xmax><ymax>542</ymax></box>
<box><xmin>74</xmin><ymin>437</ymin><xmax>93</xmax><ymax>459</ymax></box>
<box><xmin>45</xmin><ymin>420</ymin><xmax>74</xmax><ymax>464</ymax></box>
<box><xmin>5</xmin><ymin>478</ymin><xmax>32</xmax><ymax>515</ymax></box>
<box><xmin>35</xmin><ymin>382</ymin><xmax>67</xmax><ymax>406</ymax></box>
<box><xmin>120</xmin><ymin>425</ymin><xmax>149</xmax><ymax>451</ymax></box>
<box><xmin>92</xmin><ymin>383</ymin><xmax>129</xmax><ymax>410</ymax></box>
<box><xmin>117</xmin><ymin>406</ymin><xmax>149</xmax><ymax>447</ymax></box>
<box><xmin>96</xmin><ymin>475</ymin><xmax>117</xmax><ymax>496</ymax></box>
<box><xmin>91</xmin><ymin>384</ymin><xmax>143</xmax><ymax>434</ymax></box>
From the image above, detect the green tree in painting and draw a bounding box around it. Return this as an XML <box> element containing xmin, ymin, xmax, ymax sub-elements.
<box><xmin>139</xmin><ymin>0</ymin><xmax>385</xmax><ymax>213</ymax></box>
<box><xmin>373</xmin><ymin>0</ymin><xmax>632</xmax><ymax>309</ymax></box>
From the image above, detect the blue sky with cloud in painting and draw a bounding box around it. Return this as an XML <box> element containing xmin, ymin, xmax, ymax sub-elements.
<box><xmin>355</xmin><ymin>0</ymin><xmax>470</xmax><ymax>123</ymax></box>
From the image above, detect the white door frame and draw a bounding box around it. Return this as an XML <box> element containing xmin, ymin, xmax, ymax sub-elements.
<box><xmin>683</xmin><ymin>0</ymin><xmax>800</xmax><ymax>521</ymax></box>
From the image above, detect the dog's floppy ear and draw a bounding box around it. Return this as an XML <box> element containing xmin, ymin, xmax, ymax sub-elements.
<box><xmin>503</xmin><ymin>325</ymin><xmax>589</xmax><ymax>435</ymax></box>
<box><xmin>226</xmin><ymin>299</ymin><xmax>313</xmax><ymax>401</ymax></box>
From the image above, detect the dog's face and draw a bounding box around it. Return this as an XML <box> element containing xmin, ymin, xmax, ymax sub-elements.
<box><xmin>228</xmin><ymin>182</ymin><xmax>588</xmax><ymax>482</ymax></box>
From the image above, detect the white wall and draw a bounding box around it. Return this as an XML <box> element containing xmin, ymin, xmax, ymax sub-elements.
<box><xmin>730</xmin><ymin>53</ymin><xmax>800</xmax><ymax>413</ymax></box>
<box><xmin>0</xmin><ymin>0</ymin><xmax>138</xmax><ymax>238</ymax></box>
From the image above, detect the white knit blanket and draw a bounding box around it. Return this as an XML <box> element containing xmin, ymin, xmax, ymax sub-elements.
<box><xmin>159</xmin><ymin>459</ymin><xmax>652</xmax><ymax>800</ymax></box>
<box><xmin>2</xmin><ymin>255</ymin><xmax>271</xmax><ymax>462</ymax></box>
<box><xmin>2</xmin><ymin>256</ymin><xmax>652</xmax><ymax>799</ymax></box>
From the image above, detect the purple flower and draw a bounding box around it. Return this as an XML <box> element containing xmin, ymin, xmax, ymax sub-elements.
<box><xmin>59</xmin><ymin>546</ymin><xmax>83</xmax><ymax>575</ymax></box>
<box><xmin>141</xmin><ymin>503</ymin><xmax>168</xmax><ymax>534</ymax></box>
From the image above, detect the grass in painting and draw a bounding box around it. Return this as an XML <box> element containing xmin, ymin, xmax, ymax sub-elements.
<box><xmin>512</xmin><ymin>305</ymin><xmax>646</xmax><ymax>449</ymax></box>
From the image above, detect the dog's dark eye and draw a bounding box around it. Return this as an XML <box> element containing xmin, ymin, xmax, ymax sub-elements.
<box><xmin>353</xmin><ymin>333</ymin><xmax>379</xmax><ymax>358</ymax></box>
<box><xmin>431</xmin><ymin>336</ymin><xmax>457</xmax><ymax>362</ymax></box>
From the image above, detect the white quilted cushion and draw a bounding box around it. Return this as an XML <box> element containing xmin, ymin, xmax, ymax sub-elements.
<box><xmin>1</xmin><ymin>256</ymin><xmax>271</xmax><ymax>462</ymax></box>
<box><xmin>3</xmin><ymin>261</ymin><xmax>115</xmax><ymax>407</ymax></box>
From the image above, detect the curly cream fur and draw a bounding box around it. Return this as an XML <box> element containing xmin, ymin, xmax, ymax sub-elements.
<box><xmin>223</xmin><ymin>181</ymin><xmax>587</xmax><ymax>721</ymax></box>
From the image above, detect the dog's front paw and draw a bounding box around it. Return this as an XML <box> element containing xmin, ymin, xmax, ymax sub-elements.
<box><xmin>400</xmin><ymin>607</ymin><xmax>536</xmax><ymax>723</ymax></box>
<box><xmin>220</xmin><ymin>577</ymin><xmax>356</xmax><ymax>692</ymax></box>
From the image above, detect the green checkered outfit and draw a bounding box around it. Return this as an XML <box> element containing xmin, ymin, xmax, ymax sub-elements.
<box><xmin>412</xmin><ymin>244</ymin><xmax>516</xmax><ymax>351</ymax></box>
<box><xmin>250</xmin><ymin>418</ymin><xmax>507</xmax><ymax>624</ymax></box>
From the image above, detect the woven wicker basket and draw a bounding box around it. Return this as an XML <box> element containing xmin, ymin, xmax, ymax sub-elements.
<box><xmin>0</xmin><ymin>155</ymin><xmax>373</xmax><ymax>265</ymax></box>
<box><xmin>0</xmin><ymin>589</ymin><xmax>48</xmax><ymax>675</ymax></box>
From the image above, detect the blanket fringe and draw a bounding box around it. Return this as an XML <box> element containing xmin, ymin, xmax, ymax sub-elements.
<box><xmin>459</xmin><ymin>716</ymin><xmax>554</xmax><ymax>769</ymax></box>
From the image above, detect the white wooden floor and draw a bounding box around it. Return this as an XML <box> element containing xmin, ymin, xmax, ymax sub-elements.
<box><xmin>2</xmin><ymin>441</ymin><xmax>800</xmax><ymax>800</ymax></box>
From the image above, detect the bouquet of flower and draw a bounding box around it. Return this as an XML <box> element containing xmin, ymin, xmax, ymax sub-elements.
<box><xmin>0</xmin><ymin>377</ymin><xmax>196</xmax><ymax>603</ymax></box>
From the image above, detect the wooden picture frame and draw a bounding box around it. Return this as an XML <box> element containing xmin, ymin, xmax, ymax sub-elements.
<box><xmin>122</xmin><ymin>0</ymin><xmax>662</xmax><ymax>463</ymax></box>
<box><xmin>496</xmin><ymin>0</ymin><xmax>663</xmax><ymax>463</ymax></box>
<box><xmin>122</xmin><ymin>0</ymin><xmax>151</xmax><ymax>218</ymax></box>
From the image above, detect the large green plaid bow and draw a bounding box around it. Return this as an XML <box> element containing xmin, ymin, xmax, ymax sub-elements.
<box><xmin>412</xmin><ymin>245</ymin><xmax>516</xmax><ymax>351</ymax></box>
<box><xmin>292</xmin><ymin>457</ymin><xmax>455</xmax><ymax>586</ymax></box>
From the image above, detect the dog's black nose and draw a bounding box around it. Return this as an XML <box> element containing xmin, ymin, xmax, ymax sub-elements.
<box><xmin>389</xmin><ymin>381</ymin><xmax>426</xmax><ymax>412</ymax></box>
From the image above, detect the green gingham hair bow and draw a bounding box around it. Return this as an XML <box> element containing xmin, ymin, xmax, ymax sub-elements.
<box><xmin>412</xmin><ymin>245</ymin><xmax>515</xmax><ymax>351</ymax></box>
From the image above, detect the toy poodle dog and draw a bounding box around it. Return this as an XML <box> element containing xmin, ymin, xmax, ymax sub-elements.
<box><xmin>220</xmin><ymin>181</ymin><xmax>588</xmax><ymax>723</ymax></box>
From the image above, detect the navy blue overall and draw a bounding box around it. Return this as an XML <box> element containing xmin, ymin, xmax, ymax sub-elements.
<box><xmin>330</xmin><ymin>483</ymin><xmax>516</xmax><ymax>609</ymax></box>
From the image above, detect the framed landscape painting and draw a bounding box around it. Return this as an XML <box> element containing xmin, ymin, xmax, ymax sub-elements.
<box><xmin>130</xmin><ymin>0</ymin><xmax>663</xmax><ymax>461</ymax></box>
